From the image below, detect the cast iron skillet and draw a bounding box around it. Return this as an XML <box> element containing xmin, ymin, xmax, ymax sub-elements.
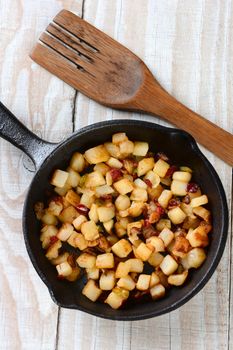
<box><xmin>0</xmin><ymin>102</ymin><xmax>228</xmax><ymax>321</ymax></box>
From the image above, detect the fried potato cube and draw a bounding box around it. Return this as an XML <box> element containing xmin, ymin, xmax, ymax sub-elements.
<box><xmin>130</xmin><ymin>188</ymin><xmax>148</xmax><ymax>202</ymax></box>
<box><xmin>103</xmin><ymin>219</ymin><xmax>114</xmax><ymax>233</ymax></box>
<box><xmin>126</xmin><ymin>258</ymin><xmax>144</xmax><ymax>273</ymax></box>
<box><xmin>104</xmin><ymin>142</ymin><xmax>121</xmax><ymax>158</ymax></box>
<box><xmin>85</xmin><ymin>171</ymin><xmax>106</xmax><ymax>188</ymax></box>
<box><xmin>88</xmin><ymin>203</ymin><xmax>99</xmax><ymax>223</ymax></box>
<box><xmin>147</xmin><ymin>184</ymin><xmax>163</xmax><ymax>200</ymax></box>
<box><xmin>76</xmin><ymin>253</ymin><xmax>96</xmax><ymax>268</ymax></box>
<box><xmin>173</xmin><ymin>171</ymin><xmax>192</xmax><ymax>182</ymax></box>
<box><xmin>133</xmin><ymin>141</ymin><xmax>149</xmax><ymax>156</ymax></box>
<box><xmin>50</xmin><ymin>252</ymin><xmax>69</xmax><ymax>266</ymax></box>
<box><xmin>46</xmin><ymin>240</ymin><xmax>62</xmax><ymax>260</ymax></box>
<box><xmin>158</xmin><ymin>190</ymin><xmax>173</xmax><ymax>208</ymax></box>
<box><xmin>96</xmin><ymin>253</ymin><xmax>114</xmax><ymax>269</ymax></box>
<box><xmin>70</xmin><ymin>152</ymin><xmax>85</xmax><ymax>172</ymax></box>
<box><xmin>150</xmin><ymin>272</ymin><xmax>160</xmax><ymax>288</ymax></box>
<box><xmin>150</xmin><ymin>283</ymin><xmax>166</xmax><ymax>300</ymax></box>
<box><xmin>186</xmin><ymin>227</ymin><xmax>209</xmax><ymax>248</ymax></box>
<box><xmin>80</xmin><ymin>191</ymin><xmax>95</xmax><ymax>208</ymax></box>
<box><xmin>146</xmin><ymin>237</ymin><xmax>165</xmax><ymax>252</ymax></box>
<box><xmin>85</xmin><ymin>145</ymin><xmax>110</xmax><ymax>164</ymax></box>
<box><xmin>115</xmin><ymin>222</ymin><xmax>127</xmax><ymax>237</ymax></box>
<box><xmin>65</xmin><ymin>189</ymin><xmax>80</xmax><ymax>207</ymax></box>
<box><xmin>119</xmin><ymin>140</ymin><xmax>134</xmax><ymax>157</ymax></box>
<box><xmin>172</xmin><ymin>235</ymin><xmax>190</xmax><ymax>258</ymax></box>
<box><xmin>57</xmin><ymin>223</ymin><xmax>74</xmax><ymax>241</ymax></box>
<box><xmin>115</xmin><ymin>262</ymin><xmax>130</xmax><ymax>278</ymax></box>
<box><xmin>40</xmin><ymin>225</ymin><xmax>58</xmax><ymax>249</ymax></box>
<box><xmin>168</xmin><ymin>270</ymin><xmax>188</xmax><ymax>286</ymax></box>
<box><xmin>74</xmin><ymin>233</ymin><xmax>88</xmax><ymax>250</ymax></box>
<box><xmin>59</xmin><ymin>206</ymin><xmax>79</xmax><ymax>224</ymax></box>
<box><xmin>48</xmin><ymin>199</ymin><xmax>63</xmax><ymax>216</ymax></box>
<box><xmin>111</xmin><ymin>239</ymin><xmax>132</xmax><ymax>258</ymax></box>
<box><xmin>190</xmin><ymin>195</ymin><xmax>208</xmax><ymax>208</ymax></box>
<box><xmin>113</xmin><ymin>178</ymin><xmax>134</xmax><ymax>195</ymax></box>
<box><xmin>94</xmin><ymin>162</ymin><xmax>110</xmax><ymax>176</ymax></box>
<box><xmin>82</xmin><ymin>280</ymin><xmax>102</xmax><ymax>302</ymax></box>
<box><xmin>51</xmin><ymin>169</ymin><xmax>69</xmax><ymax>188</ymax></box>
<box><xmin>66</xmin><ymin>168</ymin><xmax>81</xmax><ymax>188</ymax></box>
<box><xmin>183</xmin><ymin>248</ymin><xmax>206</xmax><ymax>268</ymax></box>
<box><xmin>160</xmin><ymin>255</ymin><xmax>178</xmax><ymax>275</ymax></box>
<box><xmin>148</xmin><ymin>251</ymin><xmax>164</xmax><ymax>267</ymax></box>
<box><xmin>193</xmin><ymin>206</ymin><xmax>211</xmax><ymax>222</ymax></box>
<box><xmin>112</xmin><ymin>132</ymin><xmax>128</xmax><ymax>144</ymax></box>
<box><xmin>54</xmin><ymin>183</ymin><xmax>71</xmax><ymax>196</ymax></box>
<box><xmin>56</xmin><ymin>261</ymin><xmax>72</xmax><ymax>277</ymax></box>
<box><xmin>97</xmin><ymin>206</ymin><xmax>115</xmax><ymax>222</ymax></box>
<box><xmin>73</xmin><ymin>215</ymin><xmax>87</xmax><ymax>231</ymax></box>
<box><xmin>128</xmin><ymin>201</ymin><xmax>145</xmax><ymax>217</ymax></box>
<box><xmin>41</xmin><ymin>212</ymin><xmax>58</xmax><ymax>226</ymax></box>
<box><xmin>66</xmin><ymin>267</ymin><xmax>81</xmax><ymax>282</ymax></box>
<box><xmin>117</xmin><ymin>275</ymin><xmax>135</xmax><ymax>291</ymax></box>
<box><xmin>95</xmin><ymin>185</ymin><xmax>114</xmax><ymax>197</ymax></box>
<box><xmin>115</xmin><ymin>194</ymin><xmax>131</xmax><ymax>211</ymax></box>
<box><xmin>105</xmin><ymin>291</ymin><xmax>124</xmax><ymax>309</ymax></box>
<box><xmin>168</xmin><ymin>207</ymin><xmax>187</xmax><ymax>225</ymax></box>
<box><xmin>144</xmin><ymin>171</ymin><xmax>160</xmax><ymax>188</ymax></box>
<box><xmin>171</xmin><ymin>180</ymin><xmax>188</xmax><ymax>196</ymax></box>
<box><xmin>135</xmin><ymin>242</ymin><xmax>152</xmax><ymax>261</ymax></box>
<box><xmin>159</xmin><ymin>228</ymin><xmax>174</xmax><ymax>247</ymax></box>
<box><xmin>134</xmin><ymin>178</ymin><xmax>148</xmax><ymax>189</ymax></box>
<box><xmin>156</xmin><ymin>218</ymin><xmax>171</xmax><ymax>231</ymax></box>
<box><xmin>99</xmin><ymin>271</ymin><xmax>116</xmax><ymax>290</ymax></box>
<box><xmin>136</xmin><ymin>274</ymin><xmax>151</xmax><ymax>291</ymax></box>
<box><xmin>180</xmin><ymin>166</ymin><xmax>192</xmax><ymax>173</ymax></box>
<box><xmin>86</xmin><ymin>267</ymin><xmax>100</xmax><ymax>280</ymax></box>
<box><xmin>106</xmin><ymin>157</ymin><xmax>123</xmax><ymax>169</ymax></box>
<box><xmin>153</xmin><ymin>159</ymin><xmax>170</xmax><ymax>178</ymax></box>
<box><xmin>81</xmin><ymin>220</ymin><xmax>99</xmax><ymax>241</ymax></box>
<box><xmin>137</xmin><ymin>158</ymin><xmax>155</xmax><ymax>176</ymax></box>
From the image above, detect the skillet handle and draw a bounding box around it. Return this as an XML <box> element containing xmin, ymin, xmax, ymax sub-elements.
<box><xmin>0</xmin><ymin>102</ymin><xmax>57</xmax><ymax>169</ymax></box>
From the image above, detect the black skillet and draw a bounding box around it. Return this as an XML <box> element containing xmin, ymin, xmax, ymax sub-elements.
<box><xmin>0</xmin><ymin>102</ymin><xmax>228</xmax><ymax>321</ymax></box>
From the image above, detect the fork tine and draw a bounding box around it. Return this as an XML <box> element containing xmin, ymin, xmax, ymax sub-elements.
<box><xmin>39</xmin><ymin>32</ymin><xmax>93</xmax><ymax>74</ymax></box>
<box><xmin>46</xmin><ymin>23</ymin><xmax>96</xmax><ymax>62</ymax></box>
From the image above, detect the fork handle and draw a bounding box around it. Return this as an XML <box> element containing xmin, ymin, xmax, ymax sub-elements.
<box><xmin>135</xmin><ymin>81</ymin><xmax>233</xmax><ymax>166</ymax></box>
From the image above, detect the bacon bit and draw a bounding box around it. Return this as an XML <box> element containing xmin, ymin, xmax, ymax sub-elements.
<box><xmin>187</xmin><ymin>183</ymin><xmax>199</xmax><ymax>193</ymax></box>
<box><xmin>76</xmin><ymin>204</ymin><xmax>90</xmax><ymax>215</ymax></box>
<box><xmin>148</xmin><ymin>211</ymin><xmax>160</xmax><ymax>224</ymax></box>
<box><xmin>165</xmin><ymin>165</ymin><xmax>178</xmax><ymax>178</ymax></box>
<box><xmin>156</xmin><ymin>203</ymin><xmax>165</xmax><ymax>216</ymax></box>
<box><xmin>100</xmin><ymin>194</ymin><xmax>112</xmax><ymax>201</ymax></box>
<box><xmin>142</xmin><ymin>224</ymin><xmax>159</xmax><ymax>239</ymax></box>
<box><xmin>49</xmin><ymin>236</ymin><xmax>58</xmax><ymax>245</ymax></box>
<box><xmin>183</xmin><ymin>195</ymin><xmax>191</xmax><ymax>204</ymax></box>
<box><xmin>109</xmin><ymin>168</ymin><xmax>122</xmax><ymax>181</ymax></box>
<box><xmin>154</xmin><ymin>152</ymin><xmax>169</xmax><ymax>162</ymax></box>
<box><xmin>168</xmin><ymin>198</ymin><xmax>181</xmax><ymax>209</ymax></box>
<box><xmin>57</xmin><ymin>274</ymin><xmax>65</xmax><ymax>280</ymax></box>
<box><xmin>144</xmin><ymin>179</ymin><xmax>152</xmax><ymax>188</ymax></box>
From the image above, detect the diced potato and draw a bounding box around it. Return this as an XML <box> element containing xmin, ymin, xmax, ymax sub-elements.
<box><xmin>40</xmin><ymin>225</ymin><xmax>58</xmax><ymax>249</ymax></box>
<box><xmin>115</xmin><ymin>262</ymin><xmax>130</xmax><ymax>278</ymax></box>
<box><xmin>158</xmin><ymin>190</ymin><xmax>173</xmax><ymax>208</ymax></box>
<box><xmin>186</xmin><ymin>227</ymin><xmax>209</xmax><ymax>248</ymax></box>
<box><xmin>73</xmin><ymin>215</ymin><xmax>87</xmax><ymax>231</ymax></box>
<box><xmin>76</xmin><ymin>253</ymin><xmax>96</xmax><ymax>268</ymax></box>
<box><xmin>193</xmin><ymin>206</ymin><xmax>211</xmax><ymax>222</ymax></box>
<box><xmin>172</xmin><ymin>235</ymin><xmax>190</xmax><ymax>258</ymax></box>
<box><xmin>168</xmin><ymin>270</ymin><xmax>188</xmax><ymax>286</ymax></box>
<box><xmin>150</xmin><ymin>283</ymin><xmax>166</xmax><ymax>300</ymax></box>
<box><xmin>156</xmin><ymin>219</ymin><xmax>171</xmax><ymax>231</ymax></box>
<box><xmin>70</xmin><ymin>152</ymin><xmax>85</xmax><ymax>172</ymax></box>
<box><xmin>74</xmin><ymin>233</ymin><xmax>88</xmax><ymax>250</ymax></box>
<box><xmin>159</xmin><ymin>228</ymin><xmax>174</xmax><ymax>247</ymax></box>
<box><xmin>104</xmin><ymin>142</ymin><xmax>121</xmax><ymax>158</ymax></box>
<box><xmin>153</xmin><ymin>159</ymin><xmax>170</xmax><ymax>178</ymax></box>
<box><xmin>117</xmin><ymin>275</ymin><xmax>136</xmax><ymax>291</ymax></box>
<box><xmin>99</xmin><ymin>270</ymin><xmax>116</xmax><ymax>290</ymax></box>
<box><xmin>46</xmin><ymin>240</ymin><xmax>62</xmax><ymax>260</ymax></box>
<box><xmin>137</xmin><ymin>158</ymin><xmax>155</xmax><ymax>176</ymax></box>
<box><xmin>66</xmin><ymin>168</ymin><xmax>81</xmax><ymax>187</ymax></box>
<box><xmin>144</xmin><ymin>171</ymin><xmax>160</xmax><ymax>188</ymax></box>
<box><xmin>88</xmin><ymin>203</ymin><xmax>99</xmax><ymax>223</ymax></box>
<box><xmin>190</xmin><ymin>195</ymin><xmax>208</xmax><ymax>208</ymax></box>
<box><xmin>66</xmin><ymin>267</ymin><xmax>81</xmax><ymax>282</ymax></box>
<box><xmin>82</xmin><ymin>280</ymin><xmax>102</xmax><ymax>302</ymax></box>
<box><xmin>188</xmin><ymin>188</ymin><xmax>202</xmax><ymax>199</ymax></box>
<box><xmin>56</xmin><ymin>261</ymin><xmax>72</xmax><ymax>277</ymax></box>
<box><xmin>41</xmin><ymin>210</ymin><xmax>58</xmax><ymax>225</ymax></box>
<box><xmin>119</xmin><ymin>140</ymin><xmax>134</xmax><ymax>157</ymax></box>
<box><xmin>105</xmin><ymin>290</ymin><xmax>125</xmax><ymax>309</ymax></box>
<box><xmin>48</xmin><ymin>199</ymin><xmax>63</xmax><ymax>216</ymax></box>
<box><xmin>134</xmin><ymin>178</ymin><xmax>148</xmax><ymax>189</ymax></box>
<box><xmin>123</xmin><ymin>159</ymin><xmax>135</xmax><ymax>174</ymax></box>
<box><xmin>136</xmin><ymin>274</ymin><xmax>151</xmax><ymax>290</ymax></box>
<box><xmin>59</xmin><ymin>206</ymin><xmax>79</xmax><ymax>223</ymax></box>
<box><xmin>96</xmin><ymin>253</ymin><xmax>114</xmax><ymax>269</ymax></box>
<box><xmin>115</xmin><ymin>194</ymin><xmax>131</xmax><ymax>211</ymax></box>
<box><xmin>180</xmin><ymin>203</ymin><xmax>193</xmax><ymax>216</ymax></box>
<box><xmin>126</xmin><ymin>258</ymin><xmax>144</xmax><ymax>273</ymax></box>
<box><xmin>85</xmin><ymin>171</ymin><xmax>106</xmax><ymax>188</ymax></box>
<box><xmin>128</xmin><ymin>201</ymin><xmax>145</xmax><ymax>217</ymax></box>
<box><xmin>160</xmin><ymin>254</ymin><xmax>178</xmax><ymax>275</ymax></box>
<box><xmin>150</xmin><ymin>272</ymin><xmax>160</xmax><ymax>288</ymax></box>
<box><xmin>34</xmin><ymin>201</ymin><xmax>44</xmax><ymax>220</ymax></box>
<box><xmin>146</xmin><ymin>236</ymin><xmax>165</xmax><ymax>252</ymax></box>
<box><xmin>133</xmin><ymin>141</ymin><xmax>149</xmax><ymax>156</ymax></box>
<box><xmin>80</xmin><ymin>190</ymin><xmax>95</xmax><ymax>208</ymax></box>
<box><xmin>160</xmin><ymin>177</ymin><xmax>172</xmax><ymax>186</ymax></box>
<box><xmin>54</xmin><ymin>183</ymin><xmax>72</xmax><ymax>196</ymax></box>
<box><xmin>181</xmin><ymin>248</ymin><xmax>206</xmax><ymax>269</ymax></box>
<box><xmin>85</xmin><ymin>145</ymin><xmax>110</xmax><ymax>164</ymax></box>
<box><xmin>171</xmin><ymin>180</ymin><xmax>188</xmax><ymax>196</ymax></box>
<box><xmin>130</xmin><ymin>188</ymin><xmax>148</xmax><ymax>202</ymax></box>
<box><xmin>103</xmin><ymin>219</ymin><xmax>114</xmax><ymax>233</ymax></box>
<box><xmin>106</xmin><ymin>157</ymin><xmax>122</xmax><ymax>169</ymax></box>
<box><xmin>115</xmin><ymin>222</ymin><xmax>127</xmax><ymax>237</ymax></box>
<box><xmin>81</xmin><ymin>220</ymin><xmax>99</xmax><ymax>241</ymax></box>
<box><xmin>57</xmin><ymin>223</ymin><xmax>74</xmax><ymax>241</ymax></box>
<box><xmin>127</xmin><ymin>221</ymin><xmax>142</xmax><ymax>236</ymax></box>
<box><xmin>65</xmin><ymin>189</ymin><xmax>80</xmax><ymax>207</ymax></box>
<box><xmin>173</xmin><ymin>171</ymin><xmax>192</xmax><ymax>182</ymax></box>
<box><xmin>112</xmin><ymin>132</ymin><xmax>128</xmax><ymax>144</ymax></box>
<box><xmin>94</xmin><ymin>162</ymin><xmax>110</xmax><ymax>176</ymax></box>
<box><xmin>168</xmin><ymin>207</ymin><xmax>187</xmax><ymax>225</ymax></box>
<box><xmin>180</xmin><ymin>166</ymin><xmax>192</xmax><ymax>173</ymax></box>
<box><xmin>51</xmin><ymin>252</ymin><xmax>69</xmax><ymax>266</ymax></box>
<box><xmin>111</xmin><ymin>239</ymin><xmax>132</xmax><ymax>258</ymax></box>
<box><xmin>86</xmin><ymin>267</ymin><xmax>100</xmax><ymax>280</ymax></box>
<box><xmin>95</xmin><ymin>185</ymin><xmax>114</xmax><ymax>198</ymax></box>
<box><xmin>147</xmin><ymin>184</ymin><xmax>163</xmax><ymax>200</ymax></box>
<box><xmin>182</xmin><ymin>215</ymin><xmax>200</xmax><ymax>230</ymax></box>
<box><xmin>148</xmin><ymin>251</ymin><xmax>164</xmax><ymax>267</ymax></box>
<box><xmin>113</xmin><ymin>178</ymin><xmax>134</xmax><ymax>195</ymax></box>
<box><xmin>97</xmin><ymin>206</ymin><xmax>115</xmax><ymax>222</ymax></box>
<box><xmin>135</xmin><ymin>243</ymin><xmax>152</xmax><ymax>261</ymax></box>
<box><xmin>50</xmin><ymin>169</ymin><xmax>69</xmax><ymax>188</ymax></box>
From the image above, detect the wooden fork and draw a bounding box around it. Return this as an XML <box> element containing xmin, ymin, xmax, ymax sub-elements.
<box><xmin>30</xmin><ymin>10</ymin><xmax>233</xmax><ymax>166</ymax></box>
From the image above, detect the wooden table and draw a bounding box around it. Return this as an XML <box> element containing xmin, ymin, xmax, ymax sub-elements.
<box><xmin>0</xmin><ymin>1</ymin><xmax>232</xmax><ymax>349</ymax></box>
